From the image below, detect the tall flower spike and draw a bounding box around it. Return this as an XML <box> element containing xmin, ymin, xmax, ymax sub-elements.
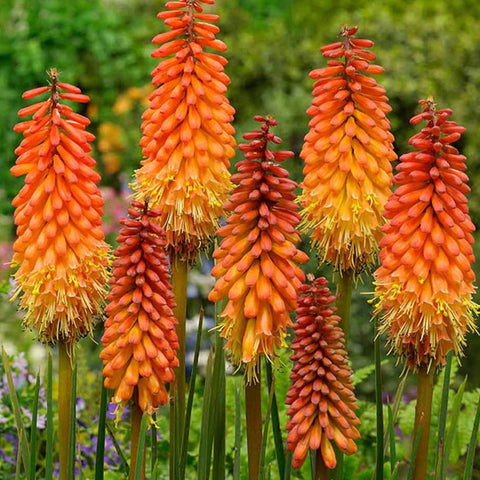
<box><xmin>208</xmin><ymin>115</ymin><xmax>309</xmax><ymax>382</ymax></box>
<box><xmin>101</xmin><ymin>201</ymin><xmax>179</xmax><ymax>414</ymax></box>
<box><xmin>133</xmin><ymin>0</ymin><xmax>236</xmax><ymax>262</ymax></box>
<box><xmin>286</xmin><ymin>276</ymin><xmax>360</xmax><ymax>469</ymax></box>
<box><xmin>300</xmin><ymin>25</ymin><xmax>396</xmax><ymax>274</ymax></box>
<box><xmin>11</xmin><ymin>68</ymin><xmax>109</xmax><ymax>344</ymax></box>
<box><xmin>374</xmin><ymin>98</ymin><xmax>477</xmax><ymax>369</ymax></box>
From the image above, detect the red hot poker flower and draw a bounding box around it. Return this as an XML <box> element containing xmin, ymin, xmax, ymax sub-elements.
<box><xmin>101</xmin><ymin>201</ymin><xmax>179</xmax><ymax>414</ymax></box>
<box><xmin>208</xmin><ymin>116</ymin><xmax>308</xmax><ymax>382</ymax></box>
<box><xmin>374</xmin><ymin>98</ymin><xmax>477</xmax><ymax>369</ymax></box>
<box><xmin>11</xmin><ymin>68</ymin><xmax>109</xmax><ymax>344</ymax></box>
<box><xmin>134</xmin><ymin>0</ymin><xmax>236</xmax><ymax>262</ymax></box>
<box><xmin>286</xmin><ymin>276</ymin><xmax>360</xmax><ymax>469</ymax></box>
<box><xmin>300</xmin><ymin>25</ymin><xmax>396</xmax><ymax>274</ymax></box>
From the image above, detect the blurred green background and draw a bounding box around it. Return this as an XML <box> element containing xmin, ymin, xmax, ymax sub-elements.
<box><xmin>1</xmin><ymin>0</ymin><xmax>480</xmax><ymax>383</ymax></box>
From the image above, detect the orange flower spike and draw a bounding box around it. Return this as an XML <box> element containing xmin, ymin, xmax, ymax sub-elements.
<box><xmin>300</xmin><ymin>25</ymin><xmax>396</xmax><ymax>274</ymax></box>
<box><xmin>100</xmin><ymin>201</ymin><xmax>179</xmax><ymax>414</ymax></box>
<box><xmin>286</xmin><ymin>276</ymin><xmax>360</xmax><ymax>470</ymax></box>
<box><xmin>374</xmin><ymin>97</ymin><xmax>477</xmax><ymax>369</ymax></box>
<box><xmin>11</xmin><ymin>68</ymin><xmax>109</xmax><ymax>344</ymax></box>
<box><xmin>133</xmin><ymin>0</ymin><xmax>236</xmax><ymax>262</ymax></box>
<box><xmin>208</xmin><ymin>115</ymin><xmax>309</xmax><ymax>382</ymax></box>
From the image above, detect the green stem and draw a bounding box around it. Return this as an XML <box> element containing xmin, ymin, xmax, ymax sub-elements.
<box><xmin>265</xmin><ymin>361</ymin><xmax>285</xmax><ymax>479</ymax></box>
<box><xmin>170</xmin><ymin>254</ymin><xmax>188</xmax><ymax>480</ymax></box>
<box><xmin>315</xmin><ymin>450</ymin><xmax>329</xmax><ymax>480</ymax></box>
<box><xmin>335</xmin><ymin>269</ymin><xmax>353</xmax><ymax>346</ymax></box>
<box><xmin>333</xmin><ymin>269</ymin><xmax>353</xmax><ymax>480</ymax></box>
<box><xmin>58</xmin><ymin>342</ymin><xmax>73</xmax><ymax>480</ymax></box>
<box><xmin>130</xmin><ymin>400</ymin><xmax>145</xmax><ymax>480</ymax></box>
<box><xmin>374</xmin><ymin>318</ymin><xmax>384</xmax><ymax>480</ymax></box>
<box><xmin>412</xmin><ymin>365</ymin><xmax>434</xmax><ymax>480</ymax></box>
<box><xmin>246</xmin><ymin>366</ymin><xmax>262</xmax><ymax>480</ymax></box>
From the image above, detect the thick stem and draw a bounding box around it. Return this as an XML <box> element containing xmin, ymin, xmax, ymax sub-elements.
<box><xmin>332</xmin><ymin>269</ymin><xmax>353</xmax><ymax>480</ymax></box>
<box><xmin>335</xmin><ymin>269</ymin><xmax>353</xmax><ymax>346</ymax></box>
<box><xmin>315</xmin><ymin>450</ymin><xmax>329</xmax><ymax>480</ymax></box>
<box><xmin>130</xmin><ymin>400</ymin><xmax>145</xmax><ymax>480</ymax></box>
<box><xmin>412</xmin><ymin>365</ymin><xmax>434</xmax><ymax>480</ymax></box>
<box><xmin>245</xmin><ymin>367</ymin><xmax>262</xmax><ymax>480</ymax></box>
<box><xmin>169</xmin><ymin>254</ymin><xmax>188</xmax><ymax>479</ymax></box>
<box><xmin>58</xmin><ymin>342</ymin><xmax>73</xmax><ymax>480</ymax></box>
<box><xmin>374</xmin><ymin>319</ymin><xmax>384</xmax><ymax>480</ymax></box>
<box><xmin>265</xmin><ymin>361</ymin><xmax>285</xmax><ymax>479</ymax></box>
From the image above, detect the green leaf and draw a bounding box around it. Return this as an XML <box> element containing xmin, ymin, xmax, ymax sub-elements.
<box><xmin>29</xmin><ymin>373</ymin><xmax>41</xmax><ymax>480</ymax></box>
<box><xmin>463</xmin><ymin>391</ymin><xmax>480</xmax><ymax>480</ymax></box>
<box><xmin>45</xmin><ymin>350</ymin><xmax>54</xmax><ymax>480</ymax></box>
<box><xmin>233</xmin><ymin>380</ymin><xmax>242</xmax><ymax>480</ymax></box>
<box><xmin>95</xmin><ymin>382</ymin><xmax>109</xmax><ymax>480</ymax></box>
<box><xmin>265</xmin><ymin>361</ymin><xmax>285</xmax><ymax>479</ymax></box>
<box><xmin>179</xmin><ymin>308</ymin><xmax>204</xmax><ymax>479</ymax></box>
<box><xmin>67</xmin><ymin>362</ymin><xmax>78</xmax><ymax>480</ymax></box>
<box><xmin>434</xmin><ymin>352</ymin><xmax>452</xmax><ymax>480</ymax></box>
<box><xmin>197</xmin><ymin>348</ymin><xmax>215</xmax><ymax>480</ymax></box>
<box><xmin>441</xmin><ymin>375</ymin><xmax>467</xmax><ymax>479</ymax></box>
<box><xmin>1</xmin><ymin>347</ymin><xmax>30</xmax><ymax>473</ymax></box>
<box><xmin>134</xmin><ymin>413</ymin><xmax>148</xmax><ymax>480</ymax></box>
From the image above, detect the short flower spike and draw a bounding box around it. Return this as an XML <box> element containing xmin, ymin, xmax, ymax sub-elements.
<box><xmin>101</xmin><ymin>201</ymin><xmax>179</xmax><ymax>414</ymax></box>
<box><xmin>374</xmin><ymin>98</ymin><xmax>477</xmax><ymax>369</ymax></box>
<box><xmin>11</xmin><ymin>69</ymin><xmax>109</xmax><ymax>344</ymax></box>
<box><xmin>300</xmin><ymin>25</ymin><xmax>396</xmax><ymax>274</ymax></box>
<box><xmin>286</xmin><ymin>276</ymin><xmax>360</xmax><ymax>469</ymax></box>
<box><xmin>208</xmin><ymin>116</ymin><xmax>308</xmax><ymax>382</ymax></box>
<box><xmin>134</xmin><ymin>0</ymin><xmax>236</xmax><ymax>262</ymax></box>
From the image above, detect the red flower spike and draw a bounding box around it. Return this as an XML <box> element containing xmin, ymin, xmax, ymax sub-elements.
<box><xmin>11</xmin><ymin>68</ymin><xmax>109</xmax><ymax>344</ymax></box>
<box><xmin>300</xmin><ymin>25</ymin><xmax>396</xmax><ymax>274</ymax></box>
<box><xmin>100</xmin><ymin>201</ymin><xmax>179</xmax><ymax>414</ymax></box>
<box><xmin>208</xmin><ymin>115</ymin><xmax>309</xmax><ymax>383</ymax></box>
<box><xmin>133</xmin><ymin>0</ymin><xmax>236</xmax><ymax>262</ymax></box>
<box><xmin>286</xmin><ymin>276</ymin><xmax>360</xmax><ymax>470</ymax></box>
<box><xmin>374</xmin><ymin>98</ymin><xmax>477</xmax><ymax>369</ymax></box>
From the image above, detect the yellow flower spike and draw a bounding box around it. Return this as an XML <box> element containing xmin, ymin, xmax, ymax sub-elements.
<box><xmin>133</xmin><ymin>0</ymin><xmax>236</xmax><ymax>262</ymax></box>
<box><xmin>374</xmin><ymin>98</ymin><xmax>478</xmax><ymax>369</ymax></box>
<box><xmin>300</xmin><ymin>25</ymin><xmax>396</xmax><ymax>274</ymax></box>
<box><xmin>11</xmin><ymin>69</ymin><xmax>110</xmax><ymax>344</ymax></box>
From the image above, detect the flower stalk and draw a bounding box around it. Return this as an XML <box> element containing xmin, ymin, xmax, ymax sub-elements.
<box><xmin>58</xmin><ymin>343</ymin><xmax>73</xmax><ymax>480</ymax></box>
<box><xmin>245</xmin><ymin>366</ymin><xmax>262</xmax><ymax>480</ymax></box>
<box><xmin>130</xmin><ymin>399</ymin><xmax>146</xmax><ymax>480</ymax></box>
<box><xmin>169</xmin><ymin>254</ymin><xmax>188</xmax><ymax>479</ymax></box>
<box><xmin>412</xmin><ymin>365</ymin><xmax>434</xmax><ymax>480</ymax></box>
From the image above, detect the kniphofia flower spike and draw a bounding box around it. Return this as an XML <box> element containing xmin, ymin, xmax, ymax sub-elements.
<box><xmin>300</xmin><ymin>25</ymin><xmax>396</xmax><ymax>274</ymax></box>
<box><xmin>374</xmin><ymin>98</ymin><xmax>477</xmax><ymax>369</ymax></box>
<box><xmin>134</xmin><ymin>0</ymin><xmax>236</xmax><ymax>262</ymax></box>
<box><xmin>11</xmin><ymin>68</ymin><xmax>109</xmax><ymax>344</ymax></box>
<box><xmin>101</xmin><ymin>201</ymin><xmax>179</xmax><ymax>414</ymax></box>
<box><xmin>209</xmin><ymin>116</ymin><xmax>308</xmax><ymax>382</ymax></box>
<box><xmin>286</xmin><ymin>276</ymin><xmax>360</xmax><ymax>469</ymax></box>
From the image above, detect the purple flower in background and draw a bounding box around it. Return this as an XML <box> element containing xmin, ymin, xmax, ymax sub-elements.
<box><xmin>0</xmin><ymin>448</ymin><xmax>15</xmax><ymax>466</ymax></box>
<box><xmin>21</xmin><ymin>407</ymin><xmax>46</xmax><ymax>429</ymax></box>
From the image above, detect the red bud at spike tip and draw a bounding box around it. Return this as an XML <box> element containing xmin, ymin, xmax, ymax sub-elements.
<box><xmin>133</xmin><ymin>0</ymin><xmax>236</xmax><ymax>262</ymax></box>
<box><xmin>208</xmin><ymin>116</ymin><xmax>308</xmax><ymax>383</ymax></box>
<box><xmin>100</xmin><ymin>201</ymin><xmax>179</xmax><ymax>414</ymax></box>
<box><xmin>374</xmin><ymin>98</ymin><xmax>477</xmax><ymax>369</ymax></box>
<box><xmin>300</xmin><ymin>25</ymin><xmax>396</xmax><ymax>274</ymax></box>
<box><xmin>286</xmin><ymin>276</ymin><xmax>360</xmax><ymax>469</ymax></box>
